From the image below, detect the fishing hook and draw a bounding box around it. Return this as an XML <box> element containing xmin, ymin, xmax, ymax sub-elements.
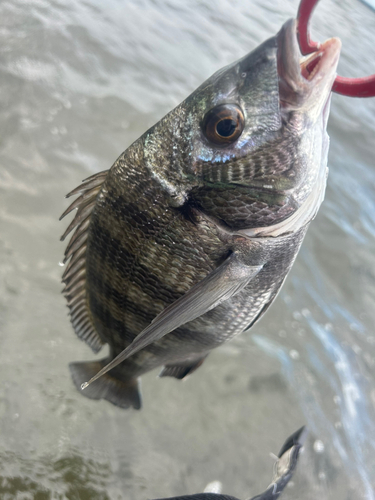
<box><xmin>296</xmin><ymin>0</ymin><xmax>375</xmax><ymax>97</ymax></box>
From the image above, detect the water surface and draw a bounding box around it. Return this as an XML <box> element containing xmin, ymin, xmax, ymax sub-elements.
<box><xmin>1</xmin><ymin>0</ymin><xmax>375</xmax><ymax>499</ymax></box>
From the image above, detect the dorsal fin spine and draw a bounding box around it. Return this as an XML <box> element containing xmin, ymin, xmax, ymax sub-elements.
<box><xmin>69</xmin><ymin>304</ymin><xmax>86</xmax><ymax>319</ymax></box>
<box><xmin>64</xmin><ymin>268</ymin><xmax>86</xmax><ymax>288</ymax></box>
<box><xmin>66</xmin><ymin>290</ymin><xmax>85</xmax><ymax>307</ymax></box>
<box><xmin>69</xmin><ymin>299</ymin><xmax>86</xmax><ymax>315</ymax></box>
<box><xmin>62</xmin><ymin>257</ymin><xmax>85</xmax><ymax>281</ymax></box>
<box><xmin>64</xmin><ymin>232</ymin><xmax>88</xmax><ymax>260</ymax></box>
<box><xmin>61</xmin><ymin>170</ymin><xmax>109</xmax><ymax>353</ymax></box>
<box><xmin>60</xmin><ymin>212</ymin><xmax>91</xmax><ymax>242</ymax></box>
<box><xmin>63</xmin><ymin>244</ymin><xmax>87</xmax><ymax>268</ymax></box>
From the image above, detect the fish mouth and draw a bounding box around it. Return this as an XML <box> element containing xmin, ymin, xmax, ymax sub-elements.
<box><xmin>277</xmin><ymin>19</ymin><xmax>341</xmax><ymax>113</ymax></box>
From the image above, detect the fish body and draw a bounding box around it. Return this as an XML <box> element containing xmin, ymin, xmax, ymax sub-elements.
<box><xmin>61</xmin><ymin>19</ymin><xmax>341</xmax><ymax>408</ymax></box>
<box><xmin>152</xmin><ymin>427</ymin><xmax>306</xmax><ymax>500</ymax></box>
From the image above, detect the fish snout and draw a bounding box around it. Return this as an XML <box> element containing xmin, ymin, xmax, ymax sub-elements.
<box><xmin>277</xmin><ymin>18</ymin><xmax>341</xmax><ymax>116</ymax></box>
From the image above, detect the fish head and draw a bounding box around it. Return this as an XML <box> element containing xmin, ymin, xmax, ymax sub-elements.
<box><xmin>170</xmin><ymin>19</ymin><xmax>341</xmax><ymax>232</ymax></box>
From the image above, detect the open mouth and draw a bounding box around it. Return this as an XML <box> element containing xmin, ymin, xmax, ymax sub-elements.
<box><xmin>300</xmin><ymin>48</ymin><xmax>324</xmax><ymax>81</ymax></box>
<box><xmin>299</xmin><ymin>38</ymin><xmax>341</xmax><ymax>81</ymax></box>
<box><xmin>277</xmin><ymin>19</ymin><xmax>341</xmax><ymax>108</ymax></box>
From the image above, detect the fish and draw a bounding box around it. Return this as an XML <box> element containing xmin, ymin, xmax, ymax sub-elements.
<box><xmin>151</xmin><ymin>426</ymin><xmax>307</xmax><ymax>500</ymax></box>
<box><xmin>61</xmin><ymin>18</ymin><xmax>341</xmax><ymax>409</ymax></box>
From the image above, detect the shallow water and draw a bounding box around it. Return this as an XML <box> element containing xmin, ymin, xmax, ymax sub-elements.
<box><xmin>1</xmin><ymin>0</ymin><xmax>375</xmax><ymax>499</ymax></box>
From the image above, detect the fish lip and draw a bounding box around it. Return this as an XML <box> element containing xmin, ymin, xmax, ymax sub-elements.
<box><xmin>277</xmin><ymin>19</ymin><xmax>341</xmax><ymax>110</ymax></box>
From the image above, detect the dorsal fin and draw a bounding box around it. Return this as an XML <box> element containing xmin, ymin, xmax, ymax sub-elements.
<box><xmin>60</xmin><ymin>170</ymin><xmax>108</xmax><ymax>353</ymax></box>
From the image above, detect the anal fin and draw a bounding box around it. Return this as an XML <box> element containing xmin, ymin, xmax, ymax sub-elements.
<box><xmin>159</xmin><ymin>355</ymin><xmax>207</xmax><ymax>380</ymax></box>
<box><xmin>69</xmin><ymin>359</ymin><xmax>141</xmax><ymax>409</ymax></box>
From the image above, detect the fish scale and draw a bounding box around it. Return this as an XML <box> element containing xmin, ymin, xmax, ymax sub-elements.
<box><xmin>61</xmin><ymin>19</ymin><xmax>341</xmax><ymax>408</ymax></box>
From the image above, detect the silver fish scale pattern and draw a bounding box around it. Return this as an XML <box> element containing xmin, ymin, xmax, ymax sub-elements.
<box><xmin>85</xmin><ymin>143</ymin><xmax>229</xmax><ymax>373</ymax></box>
<box><xmin>83</xmin><ymin>120</ymin><xmax>307</xmax><ymax>379</ymax></box>
<box><xmin>184</xmin><ymin>227</ymin><xmax>307</xmax><ymax>345</ymax></box>
<box><xmin>198</xmin><ymin>128</ymin><xmax>299</xmax><ymax>185</ymax></box>
<box><xmin>190</xmin><ymin>186</ymin><xmax>298</xmax><ymax>229</ymax></box>
<box><xmin>191</xmin><ymin>122</ymin><xmax>315</xmax><ymax>230</ymax></box>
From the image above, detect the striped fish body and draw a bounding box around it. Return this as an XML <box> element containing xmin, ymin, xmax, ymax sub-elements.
<box><xmin>86</xmin><ymin>140</ymin><xmax>306</xmax><ymax>377</ymax></box>
<box><xmin>62</xmin><ymin>20</ymin><xmax>341</xmax><ymax>408</ymax></box>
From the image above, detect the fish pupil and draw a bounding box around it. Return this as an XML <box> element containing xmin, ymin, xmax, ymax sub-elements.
<box><xmin>216</xmin><ymin>119</ymin><xmax>236</xmax><ymax>138</ymax></box>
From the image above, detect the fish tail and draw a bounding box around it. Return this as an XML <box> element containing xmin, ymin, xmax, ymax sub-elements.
<box><xmin>69</xmin><ymin>359</ymin><xmax>142</xmax><ymax>410</ymax></box>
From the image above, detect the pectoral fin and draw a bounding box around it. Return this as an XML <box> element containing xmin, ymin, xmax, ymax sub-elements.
<box><xmin>82</xmin><ymin>252</ymin><xmax>263</xmax><ymax>390</ymax></box>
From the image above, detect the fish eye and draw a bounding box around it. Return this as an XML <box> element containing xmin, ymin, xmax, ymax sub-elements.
<box><xmin>202</xmin><ymin>104</ymin><xmax>245</xmax><ymax>146</ymax></box>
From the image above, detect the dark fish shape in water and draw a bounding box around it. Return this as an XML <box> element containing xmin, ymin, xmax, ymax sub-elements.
<box><xmin>152</xmin><ymin>427</ymin><xmax>307</xmax><ymax>500</ymax></box>
<box><xmin>61</xmin><ymin>19</ymin><xmax>341</xmax><ymax>409</ymax></box>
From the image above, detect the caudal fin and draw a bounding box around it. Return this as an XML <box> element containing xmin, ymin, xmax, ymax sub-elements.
<box><xmin>69</xmin><ymin>359</ymin><xmax>142</xmax><ymax>410</ymax></box>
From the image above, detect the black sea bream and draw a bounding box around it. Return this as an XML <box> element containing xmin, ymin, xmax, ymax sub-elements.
<box><xmin>61</xmin><ymin>19</ymin><xmax>341</xmax><ymax>409</ymax></box>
